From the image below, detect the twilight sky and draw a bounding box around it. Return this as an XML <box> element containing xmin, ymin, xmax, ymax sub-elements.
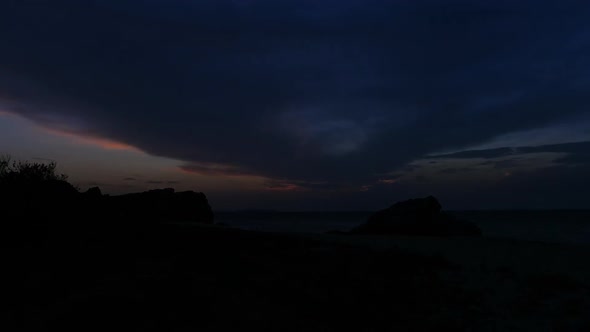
<box><xmin>1</xmin><ymin>0</ymin><xmax>590</xmax><ymax>210</ymax></box>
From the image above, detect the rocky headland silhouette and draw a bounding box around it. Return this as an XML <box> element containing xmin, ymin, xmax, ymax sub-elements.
<box><xmin>2</xmin><ymin>183</ymin><xmax>214</xmax><ymax>225</ymax></box>
<box><xmin>0</xmin><ymin>158</ymin><xmax>213</xmax><ymax>229</ymax></box>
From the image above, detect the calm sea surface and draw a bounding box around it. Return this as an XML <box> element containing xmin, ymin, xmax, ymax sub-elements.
<box><xmin>216</xmin><ymin>210</ymin><xmax>590</xmax><ymax>245</ymax></box>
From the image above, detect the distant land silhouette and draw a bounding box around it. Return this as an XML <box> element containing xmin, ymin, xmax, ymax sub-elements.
<box><xmin>4</xmin><ymin>157</ymin><xmax>590</xmax><ymax>330</ymax></box>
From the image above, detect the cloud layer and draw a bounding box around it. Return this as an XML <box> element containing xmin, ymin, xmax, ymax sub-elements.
<box><xmin>1</xmin><ymin>0</ymin><xmax>590</xmax><ymax>188</ymax></box>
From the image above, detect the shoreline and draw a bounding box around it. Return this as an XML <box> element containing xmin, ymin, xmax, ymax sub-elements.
<box><xmin>7</xmin><ymin>222</ymin><xmax>590</xmax><ymax>330</ymax></box>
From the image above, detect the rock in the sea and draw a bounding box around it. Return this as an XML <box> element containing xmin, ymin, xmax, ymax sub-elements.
<box><xmin>351</xmin><ymin>196</ymin><xmax>481</xmax><ymax>236</ymax></box>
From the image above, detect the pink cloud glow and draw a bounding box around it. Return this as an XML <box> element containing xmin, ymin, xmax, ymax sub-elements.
<box><xmin>265</xmin><ymin>183</ymin><xmax>303</xmax><ymax>192</ymax></box>
<box><xmin>43</xmin><ymin>128</ymin><xmax>139</xmax><ymax>151</ymax></box>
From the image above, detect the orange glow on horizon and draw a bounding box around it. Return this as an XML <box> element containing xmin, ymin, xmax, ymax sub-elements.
<box><xmin>178</xmin><ymin>163</ymin><xmax>250</xmax><ymax>177</ymax></box>
<box><xmin>179</xmin><ymin>164</ymin><xmax>309</xmax><ymax>193</ymax></box>
<box><xmin>265</xmin><ymin>183</ymin><xmax>303</xmax><ymax>192</ymax></box>
<box><xmin>43</xmin><ymin>128</ymin><xmax>139</xmax><ymax>151</ymax></box>
<box><xmin>0</xmin><ymin>110</ymin><xmax>139</xmax><ymax>151</ymax></box>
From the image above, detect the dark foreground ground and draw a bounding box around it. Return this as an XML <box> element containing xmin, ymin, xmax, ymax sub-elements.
<box><xmin>4</xmin><ymin>223</ymin><xmax>590</xmax><ymax>331</ymax></box>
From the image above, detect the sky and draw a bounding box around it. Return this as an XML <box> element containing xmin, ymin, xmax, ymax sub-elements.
<box><xmin>1</xmin><ymin>0</ymin><xmax>590</xmax><ymax>210</ymax></box>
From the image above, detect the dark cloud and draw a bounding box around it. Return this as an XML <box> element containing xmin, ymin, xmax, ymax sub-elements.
<box><xmin>1</xmin><ymin>0</ymin><xmax>590</xmax><ymax>189</ymax></box>
<box><xmin>365</xmin><ymin>140</ymin><xmax>590</xmax><ymax>209</ymax></box>
<box><xmin>432</xmin><ymin>147</ymin><xmax>519</xmax><ymax>160</ymax></box>
<box><xmin>179</xmin><ymin>163</ymin><xmax>254</xmax><ymax>177</ymax></box>
<box><xmin>438</xmin><ymin>167</ymin><xmax>474</xmax><ymax>174</ymax></box>
<box><xmin>123</xmin><ymin>177</ymin><xmax>136</xmax><ymax>181</ymax></box>
<box><xmin>480</xmin><ymin>159</ymin><xmax>521</xmax><ymax>170</ymax></box>
<box><xmin>433</xmin><ymin>141</ymin><xmax>590</xmax><ymax>161</ymax></box>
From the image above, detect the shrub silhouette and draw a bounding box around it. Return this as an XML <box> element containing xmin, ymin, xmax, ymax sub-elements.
<box><xmin>0</xmin><ymin>155</ymin><xmax>68</xmax><ymax>184</ymax></box>
<box><xmin>0</xmin><ymin>155</ymin><xmax>79</xmax><ymax>222</ymax></box>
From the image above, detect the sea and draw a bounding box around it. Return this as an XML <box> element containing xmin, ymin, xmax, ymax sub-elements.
<box><xmin>216</xmin><ymin>210</ymin><xmax>590</xmax><ymax>246</ymax></box>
